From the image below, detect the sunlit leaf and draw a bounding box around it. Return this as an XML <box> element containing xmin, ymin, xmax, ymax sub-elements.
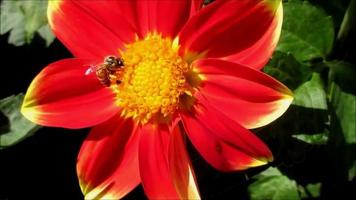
<box><xmin>22</xmin><ymin>0</ymin><xmax>48</xmax><ymax>43</ymax></box>
<box><xmin>37</xmin><ymin>25</ymin><xmax>56</xmax><ymax>47</ymax></box>
<box><xmin>329</xmin><ymin>63</ymin><xmax>356</xmax><ymax>144</ymax></box>
<box><xmin>248</xmin><ymin>167</ymin><xmax>300</xmax><ymax>200</ymax></box>
<box><xmin>264</xmin><ymin>51</ymin><xmax>312</xmax><ymax>90</ymax></box>
<box><xmin>0</xmin><ymin>0</ymin><xmax>55</xmax><ymax>46</ymax></box>
<box><xmin>277</xmin><ymin>1</ymin><xmax>334</xmax><ymax>62</ymax></box>
<box><xmin>293</xmin><ymin>73</ymin><xmax>328</xmax><ymax>110</ymax></box>
<box><xmin>0</xmin><ymin>5</ymin><xmax>22</xmax><ymax>35</ymax></box>
<box><xmin>329</xmin><ymin>83</ymin><xmax>356</xmax><ymax>144</ymax></box>
<box><xmin>8</xmin><ymin>20</ymin><xmax>26</xmax><ymax>46</ymax></box>
<box><xmin>0</xmin><ymin>94</ymin><xmax>41</xmax><ymax>149</ymax></box>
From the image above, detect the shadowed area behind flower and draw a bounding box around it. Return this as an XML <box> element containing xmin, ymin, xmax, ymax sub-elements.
<box><xmin>1</xmin><ymin>0</ymin><xmax>355</xmax><ymax>199</ymax></box>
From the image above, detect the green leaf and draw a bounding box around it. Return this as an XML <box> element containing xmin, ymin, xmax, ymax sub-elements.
<box><xmin>305</xmin><ymin>183</ymin><xmax>321</xmax><ymax>198</ymax></box>
<box><xmin>337</xmin><ymin>0</ymin><xmax>356</xmax><ymax>43</ymax></box>
<box><xmin>0</xmin><ymin>94</ymin><xmax>41</xmax><ymax>149</ymax></box>
<box><xmin>8</xmin><ymin>20</ymin><xmax>26</xmax><ymax>46</ymax></box>
<box><xmin>0</xmin><ymin>0</ymin><xmax>55</xmax><ymax>46</ymax></box>
<box><xmin>349</xmin><ymin>161</ymin><xmax>356</xmax><ymax>181</ymax></box>
<box><xmin>21</xmin><ymin>0</ymin><xmax>48</xmax><ymax>43</ymax></box>
<box><xmin>0</xmin><ymin>4</ymin><xmax>22</xmax><ymax>35</ymax></box>
<box><xmin>328</xmin><ymin>61</ymin><xmax>356</xmax><ymax>181</ymax></box>
<box><xmin>37</xmin><ymin>25</ymin><xmax>56</xmax><ymax>47</ymax></box>
<box><xmin>327</xmin><ymin>60</ymin><xmax>356</xmax><ymax>94</ymax></box>
<box><xmin>292</xmin><ymin>133</ymin><xmax>328</xmax><ymax>145</ymax></box>
<box><xmin>277</xmin><ymin>1</ymin><xmax>334</xmax><ymax>62</ymax></box>
<box><xmin>329</xmin><ymin>82</ymin><xmax>356</xmax><ymax>144</ymax></box>
<box><xmin>298</xmin><ymin>182</ymin><xmax>321</xmax><ymax>199</ymax></box>
<box><xmin>328</xmin><ymin>61</ymin><xmax>356</xmax><ymax>144</ymax></box>
<box><xmin>264</xmin><ymin>51</ymin><xmax>312</xmax><ymax>90</ymax></box>
<box><xmin>293</xmin><ymin>73</ymin><xmax>328</xmax><ymax>110</ymax></box>
<box><xmin>248</xmin><ymin>167</ymin><xmax>300</xmax><ymax>200</ymax></box>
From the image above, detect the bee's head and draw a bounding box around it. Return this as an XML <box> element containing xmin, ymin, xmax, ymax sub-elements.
<box><xmin>104</xmin><ymin>56</ymin><xmax>124</xmax><ymax>70</ymax></box>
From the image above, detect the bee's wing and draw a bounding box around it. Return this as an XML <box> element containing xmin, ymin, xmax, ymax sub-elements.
<box><xmin>85</xmin><ymin>65</ymin><xmax>97</xmax><ymax>76</ymax></box>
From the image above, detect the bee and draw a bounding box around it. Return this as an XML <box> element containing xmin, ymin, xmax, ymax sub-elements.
<box><xmin>85</xmin><ymin>56</ymin><xmax>124</xmax><ymax>87</ymax></box>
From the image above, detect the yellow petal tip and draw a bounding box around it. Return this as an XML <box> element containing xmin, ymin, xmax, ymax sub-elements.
<box><xmin>21</xmin><ymin>106</ymin><xmax>40</xmax><ymax>124</ymax></box>
<box><xmin>263</xmin><ymin>0</ymin><xmax>282</xmax><ymax>13</ymax></box>
<box><xmin>249</xmin><ymin>157</ymin><xmax>271</xmax><ymax>168</ymax></box>
<box><xmin>47</xmin><ymin>0</ymin><xmax>63</xmax><ymax>28</ymax></box>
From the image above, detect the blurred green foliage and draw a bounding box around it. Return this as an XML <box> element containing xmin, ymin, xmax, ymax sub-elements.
<box><xmin>277</xmin><ymin>1</ymin><xmax>334</xmax><ymax>62</ymax></box>
<box><xmin>0</xmin><ymin>94</ymin><xmax>40</xmax><ymax>149</ymax></box>
<box><xmin>249</xmin><ymin>167</ymin><xmax>300</xmax><ymax>200</ymax></box>
<box><xmin>0</xmin><ymin>0</ymin><xmax>55</xmax><ymax>46</ymax></box>
<box><xmin>0</xmin><ymin>0</ymin><xmax>354</xmax><ymax>199</ymax></box>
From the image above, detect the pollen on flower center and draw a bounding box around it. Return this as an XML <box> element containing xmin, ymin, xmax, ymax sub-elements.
<box><xmin>111</xmin><ymin>33</ymin><xmax>190</xmax><ymax>124</ymax></box>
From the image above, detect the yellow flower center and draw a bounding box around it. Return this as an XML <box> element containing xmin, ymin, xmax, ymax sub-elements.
<box><xmin>110</xmin><ymin>33</ymin><xmax>191</xmax><ymax>124</ymax></box>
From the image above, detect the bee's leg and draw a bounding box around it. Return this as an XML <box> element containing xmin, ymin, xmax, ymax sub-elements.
<box><xmin>108</xmin><ymin>74</ymin><xmax>118</xmax><ymax>84</ymax></box>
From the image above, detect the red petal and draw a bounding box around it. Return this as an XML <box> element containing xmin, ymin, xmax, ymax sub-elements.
<box><xmin>47</xmin><ymin>0</ymin><xmax>137</xmax><ymax>60</ymax></box>
<box><xmin>179</xmin><ymin>0</ymin><xmax>281</xmax><ymax>62</ymax></box>
<box><xmin>191</xmin><ymin>0</ymin><xmax>204</xmax><ymax>16</ymax></box>
<box><xmin>21</xmin><ymin>58</ymin><xmax>118</xmax><ymax>129</ymax></box>
<box><xmin>195</xmin><ymin>59</ymin><xmax>293</xmax><ymax>129</ymax></box>
<box><xmin>181</xmin><ymin>95</ymin><xmax>273</xmax><ymax>172</ymax></box>
<box><xmin>77</xmin><ymin>116</ymin><xmax>140</xmax><ymax>199</ymax></box>
<box><xmin>112</xmin><ymin>0</ymin><xmax>198</xmax><ymax>38</ymax></box>
<box><xmin>138</xmin><ymin>124</ymin><xmax>179</xmax><ymax>199</ymax></box>
<box><xmin>223</xmin><ymin>2</ymin><xmax>283</xmax><ymax>69</ymax></box>
<box><xmin>169</xmin><ymin>125</ymin><xmax>200</xmax><ymax>199</ymax></box>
